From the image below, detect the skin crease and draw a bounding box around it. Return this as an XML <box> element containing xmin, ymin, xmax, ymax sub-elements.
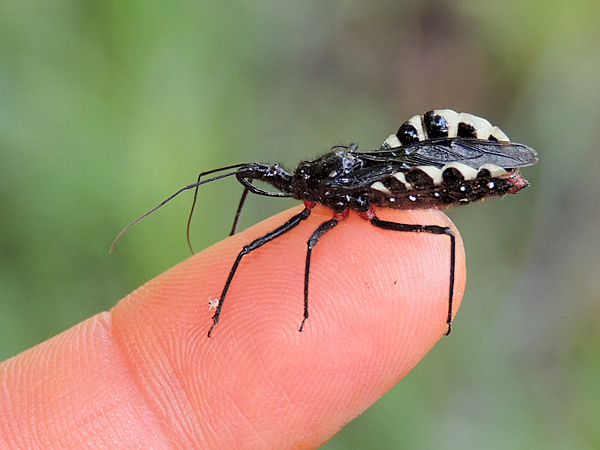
<box><xmin>0</xmin><ymin>206</ymin><xmax>465</xmax><ymax>449</ymax></box>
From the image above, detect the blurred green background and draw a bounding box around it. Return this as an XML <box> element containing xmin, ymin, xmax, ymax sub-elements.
<box><xmin>1</xmin><ymin>0</ymin><xmax>599</xmax><ymax>448</ymax></box>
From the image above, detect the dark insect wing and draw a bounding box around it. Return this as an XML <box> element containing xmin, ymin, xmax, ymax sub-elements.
<box><xmin>325</xmin><ymin>161</ymin><xmax>401</xmax><ymax>189</ymax></box>
<box><xmin>399</xmin><ymin>139</ymin><xmax>538</xmax><ymax>170</ymax></box>
<box><xmin>350</xmin><ymin>138</ymin><xmax>538</xmax><ymax>171</ymax></box>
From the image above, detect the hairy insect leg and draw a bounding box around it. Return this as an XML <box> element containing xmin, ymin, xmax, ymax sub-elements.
<box><xmin>208</xmin><ymin>207</ymin><xmax>313</xmax><ymax>337</ymax></box>
<box><xmin>299</xmin><ymin>218</ymin><xmax>340</xmax><ymax>332</ymax></box>
<box><xmin>367</xmin><ymin>215</ymin><xmax>456</xmax><ymax>336</ymax></box>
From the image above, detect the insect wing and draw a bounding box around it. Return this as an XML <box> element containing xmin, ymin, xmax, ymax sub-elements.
<box><xmin>326</xmin><ymin>162</ymin><xmax>401</xmax><ymax>190</ymax></box>
<box><xmin>351</xmin><ymin>138</ymin><xmax>538</xmax><ymax>170</ymax></box>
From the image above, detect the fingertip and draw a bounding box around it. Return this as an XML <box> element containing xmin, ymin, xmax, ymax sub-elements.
<box><xmin>110</xmin><ymin>205</ymin><xmax>465</xmax><ymax>447</ymax></box>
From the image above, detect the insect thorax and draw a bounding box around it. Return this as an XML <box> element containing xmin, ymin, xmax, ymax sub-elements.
<box><xmin>291</xmin><ymin>148</ymin><xmax>371</xmax><ymax>212</ymax></box>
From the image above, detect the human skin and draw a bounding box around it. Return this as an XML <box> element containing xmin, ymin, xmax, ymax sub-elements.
<box><xmin>0</xmin><ymin>206</ymin><xmax>465</xmax><ymax>449</ymax></box>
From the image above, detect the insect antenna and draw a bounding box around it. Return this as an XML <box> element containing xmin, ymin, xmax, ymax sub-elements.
<box><xmin>111</xmin><ymin>163</ymin><xmax>251</xmax><ymax>254</ymax></box>
<box><xmin>186</xmin><ymin>165</ymin><xmax>293</xmax><ymax>252</ymax></box>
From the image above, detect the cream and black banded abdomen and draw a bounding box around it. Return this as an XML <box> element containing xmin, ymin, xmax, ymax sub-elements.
<box><xmin>366</xmin><ymin>162</ymin><xmax>529</xmax><ymax>210</ymax></box>
<box><xmin>373</xmin><ymin>110</ymin><xmax>537</xmax><ymax>171</ymax></box>
<box><xmin>291</xmin><ymin>109</ymin><xmax>536</xmax><ymax>211</ymax></box>
<box><xmin>359</xmin><ymin>109</ymin><xmax>537</xmax><ymax>209</ymax></box>
<box><xmin>381</xmin><ymin>109</ymin><xmax>510</xmax><ymax>149</ymax></box>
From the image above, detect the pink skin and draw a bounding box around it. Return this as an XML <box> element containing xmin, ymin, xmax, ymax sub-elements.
<box><xmin>0</xmin><ymin>206</ymin><xmax>465</xmax><ymax>449</ymax></box>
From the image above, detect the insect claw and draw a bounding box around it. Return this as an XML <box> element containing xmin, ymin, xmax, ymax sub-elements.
<box><xmin>207</xmin><ymin>321</ymin><xmax>217</xmax><ymax>338</ymax></box>
<box><xmin>299</xmin><ymin>318</ymin><xmax>307</xmax><ymax>332</ymax></box>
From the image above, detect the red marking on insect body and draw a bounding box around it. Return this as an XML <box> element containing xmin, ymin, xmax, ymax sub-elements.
<box><xmin>507</xmin><ymin>172</ymin><xmax>529</xmax><ymax>194</ymax></box>
<box><xmin>333</xmin><ymin>208</ymin><xmax>350</xmax><ymax>221</ymax></box>
<box><xmin>358</xmin><ymin>206</ymin><xmax>376</xmax><ymax>221</ymax></box>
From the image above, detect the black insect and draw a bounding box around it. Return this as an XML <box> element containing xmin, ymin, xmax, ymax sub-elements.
<box><xmin>111</xmin><ymin>109</ymin><xmax>538</xmax><ymax>337</ymax></box>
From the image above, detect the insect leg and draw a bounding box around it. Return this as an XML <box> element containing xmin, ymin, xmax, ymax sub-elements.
<box><xmin>368</xmin><ymin>215</ymin><xmax>456</xmax><ymax>336</ymax></box>
<box><xmin>299</xmin><ymin>218</ymin><xmax>340</xmax><ymax>332</ymax></box>
<box><xmin>208</xmin><ymin>207</ymin><xmax>313</xmax><ymax>337</ymax></box>
<box><xmin>229</xmin><ymin>187</ymin><xmax>250</xmax><ymax>236</ymax></box>
<box><xmin>111</xmin><ymin>164</ymin><xmax>249</xmax><ymax>254</ymax></box>
<box><xmin>186</xmin><ymin>172</ymin><xmax>204</xmax><ymax>254</ymax></box>
<box><xmin>186</xmin><ymin>165</ymin><xmax>251</xmax><ymax>254</ymax></box>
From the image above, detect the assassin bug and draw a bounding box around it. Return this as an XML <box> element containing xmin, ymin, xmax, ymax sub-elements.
<box><xmin>111</xmin><ymin>109</ymin><xmax>538</xmax><ymax>337</ymax></box>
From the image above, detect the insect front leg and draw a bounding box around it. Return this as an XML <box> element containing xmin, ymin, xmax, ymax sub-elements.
<box><xmin>229</xmin><ymin>187</ymin><xmax>250</xmax><ymax>236</ymax></box>
<box><xmin>367</xmin><ymin>215</ymin><xmax>456</xmax><ymax>336</ymax></box>
<box><xmin>208</xmin><ymin>207</ymin><xmax>312</xmax><ymax>337</ymax></box>
<box><xmin>186</xmin><ymin>165</ymin><xmax>252</xmax><ymax>254</ymax></box>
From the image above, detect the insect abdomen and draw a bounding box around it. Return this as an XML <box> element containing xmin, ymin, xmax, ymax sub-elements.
<box><xmin>367</xmin><ymin>165</ymin><xmax>528</xmax><ymax>210</ymax></box>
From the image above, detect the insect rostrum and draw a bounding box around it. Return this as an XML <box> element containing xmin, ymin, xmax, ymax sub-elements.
<box><xmin>112</xmin><ymin>109</ymin><xmax>538</xmax><ymax>337</ymax></box>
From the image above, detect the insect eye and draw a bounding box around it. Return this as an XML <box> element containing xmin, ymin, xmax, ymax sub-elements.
<box><xmin>457</xmin><ymin>122</ymin><xmax>477</xmax><ymax>138</ymax></box>
<box><xmin>396</xmin><ymin>122</ymin><xmax>419</xmax><ymax>145</ymax></box>
<box><xmin>424</xmin><ymin>111</ymin><xmax>448</xmax><ymax>139</ymax></box>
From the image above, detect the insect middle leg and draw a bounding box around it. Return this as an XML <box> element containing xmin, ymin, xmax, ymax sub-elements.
<box><xmin>299</xmin><ymin>217</ymin><xmax>341</xmax><ymax>331</ymax></box>
<box><xmin>208</xmin><ymin>206</ymin><xmax>312</xmax><ymax>337</ymax></box>
<box><xmin>365</xmin><ymin>213</ymin><xmax>456</xmax><ymax>336</ymax></box>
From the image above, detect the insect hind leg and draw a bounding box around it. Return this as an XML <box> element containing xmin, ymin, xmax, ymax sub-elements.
<box><xmin>366</xmin><ymin>214</ymin><xmax>456</xmax><ymax>336</ymax></box>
